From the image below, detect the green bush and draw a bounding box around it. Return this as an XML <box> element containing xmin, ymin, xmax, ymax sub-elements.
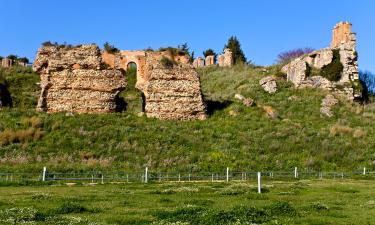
<box><xmin>321</xmin><ymin>49</ymin><xmax>343</xmax><ymax>81</ymax></box>
<box><xmin>54</xmin><ymin>202</ymin><xmax>87</xmax><ymax>214</ymax></box>
<box><xmin>160</xmin><ymin>56</ymin><xmax>175</xmax><ymax>68</ymax></box>
<box><xmin>103</xmin><ymin>42</ymin><xmax>119</xmax><ymax>53</ymax></box>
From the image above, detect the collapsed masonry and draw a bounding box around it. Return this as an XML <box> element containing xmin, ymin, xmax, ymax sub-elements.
<box><xmin>282</xmin><ymin>22</ymin><xmax>361</xmax><ymax>101</ymax></box>
<box><xmin>193</xmin><ymin>48</ymin><xmax>233</xmax><ymax>68</ymax></box>
<box><xmin>33</xmin><ymin>45</ymin><xmax>206</xmax><ymax>120</ymax></box>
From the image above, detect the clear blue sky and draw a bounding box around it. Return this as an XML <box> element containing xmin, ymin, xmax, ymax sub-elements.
<box><xmin>0</xmin><ymin>0</ymin><xmax>374</xmax><ymax>72</ymax></box>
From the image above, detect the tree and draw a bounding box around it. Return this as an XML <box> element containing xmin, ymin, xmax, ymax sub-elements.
<box><xmin>7</xmin><ymin>55</ymin><xmax>18</xmax><ymax>61</ymax></box>
<box><xmin>277</xmin><ymin>48</ymin><xmax>314</xmax><ymax>64</ymax></box>
<box><xmin>103</xmin><ymin>42</ymin><xmax>119</xmax><ymax>53</ymax></box>
<box><xmin>203</xmin><ymin>49</ymin><xmax>217</xmax><ymax>63</ymax></box>
<box><xmin>224</xmin><ymin>36</ymin><xmax>246</xmax><ymax>65</ymax></box>
<box><xmin>0</xmin><ymin>56</ymin><xmax>3</xmax><ymax>61</ymax></box>
<box><xmin>360</xmin><ymin>70</ymin><xmax>375</xmax><ymax>95</ymax></box>
<box><xmin>18</xmin><ymin>57</ymin><xmax>29</xmax><ymax>64</ymax></box>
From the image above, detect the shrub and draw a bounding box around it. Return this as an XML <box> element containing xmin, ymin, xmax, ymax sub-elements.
<box><xmin>277</xmin><ymin>48</ymin><xmax>314</xmax><ymax>64</ymax></box>
<box><xmin>321</xmin><ymin>49</ymin><xmax>343</xmax><ymax>81</ymax></box>
<box><xmin>160</xmin><ymin>56</ymin><xmax>175</xmax><ymax>68</ymax></box>
<box><xmin>54</xmin><ymin>202</ymin><xmax>87</xmax><ymax>214</ymax></box>
<box><xmin>103</xmin><ymin>42</ymin><xmax>119</xmax><ymax>53</ymax></box>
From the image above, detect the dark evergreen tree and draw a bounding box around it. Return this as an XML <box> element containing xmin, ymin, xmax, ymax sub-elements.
<box><xmin>224</xmin><ymin>36</ymin><xmax>246</xmax><ymax>64</ymax></box>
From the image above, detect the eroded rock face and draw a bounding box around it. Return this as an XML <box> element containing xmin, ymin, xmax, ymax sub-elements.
<box><xmin>281</xmin><ymin>22</ymin><xmax>360</xmax><ymax>101</ymax></box>
<box><xmin>33</xmin><ymin>44</ymin><xmax>127</xmax><ymax>113</ymax></box>
<box><xmin>139</xmin><ymin>54</ymin><xmax>206</xmax><ymax>120</ymax></box>
<box><xmin>259</xmin><ymin>76</ymin><xmax>277</xmax><ymax>93</ymax></box>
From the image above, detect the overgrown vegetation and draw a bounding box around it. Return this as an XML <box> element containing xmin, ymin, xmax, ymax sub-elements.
<box><xmin>103</xmin><ymin>42</ymin><xmax>119</xmax><ymax>53</ymax></box>
<box><xmin>1</xmin><ymin>64</ymin><xmax>375</xmax><ymax>173</ymax></box>
<box><xmin>321</xmin><ymin>49</ymin><xmax>344</xmax><ymax>81</ymax></box>
<box><xmin>160</xmin><ymin>56</ymin><xmax>176</xmax><ymax>68</ymax></box>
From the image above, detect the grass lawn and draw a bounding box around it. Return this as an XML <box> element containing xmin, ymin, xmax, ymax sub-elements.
<box><xmin>0</xmin><ymin>179</ymin><xmax>374</xmax><ymax>224</ymax></box>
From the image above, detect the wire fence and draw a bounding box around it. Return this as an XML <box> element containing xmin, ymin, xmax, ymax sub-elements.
<box><xmin>0</xmin><ymin>167</ymin><xmax>374</xmax><ymax>184</ymax></box>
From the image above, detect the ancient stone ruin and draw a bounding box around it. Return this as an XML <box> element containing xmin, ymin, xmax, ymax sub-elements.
<box><xmin>33</xmin><ymin>44</ymin><xmax>127</xmax><ymax>113</ymax></box>
<box><xmin>1</xmin><ymin>58</ymin><xmax>13</xmax><ymax>68</ymax></box>
<box><xmin>282</xmin><ymin>22</ymin><xmax>361</xmax><ymax>101</ymax></box>
<box><xmin>33</xmin><ymin>44</ymin><xmax>207</xmax><ymax>120</ymax></box>
<box><xmin>102</xmin><ymin>50</ymin><xmax>206</xmax><ymax>120</ymax></box>
<box><xmin>193</xmin><ymin>48</ymin><xmax>233</xmax><ymax>68</ymax></box>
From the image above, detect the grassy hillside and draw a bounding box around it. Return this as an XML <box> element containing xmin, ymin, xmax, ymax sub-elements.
<box><xmin>0</xmin><ymin>65</ymin><xmax>374</xmax><ymax>172</ymax></box>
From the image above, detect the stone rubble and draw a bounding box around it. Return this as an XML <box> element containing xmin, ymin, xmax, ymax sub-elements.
<box><xmin>259</xmin><ymin>76</ymin><xmax>277</xmax><ymax>93</ymax></box>
<box><xmin>320</xmin><ymin>94</ymin><xmax>339</xmax><ymax>117</ymax></box>
<box><xmin>234</xmin><ymin>94</ymin><xmax>254</xmax><ymax>107</ymax></box>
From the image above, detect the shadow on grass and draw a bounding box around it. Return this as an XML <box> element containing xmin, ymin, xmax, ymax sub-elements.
<box><xmin>205</xmin><ymin>100</ymin><xmax>232</xmax><ymax>115</ymax></box>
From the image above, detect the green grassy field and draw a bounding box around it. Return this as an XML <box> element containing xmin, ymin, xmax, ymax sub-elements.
<box><xmin>0</xmin><ymin>65</ymin><xmax>375</xmax><ymax>173</ymax></box>
<box><xmin>0</xmin><ymin>179</ymin><xmax>374</xmax><ymax>224</ymax></box>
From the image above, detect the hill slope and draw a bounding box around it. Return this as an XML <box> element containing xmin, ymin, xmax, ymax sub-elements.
<box><xmin>0</xmin><ymin>65</ymin><xmax>374</xmax><ymax>172</ymax></box>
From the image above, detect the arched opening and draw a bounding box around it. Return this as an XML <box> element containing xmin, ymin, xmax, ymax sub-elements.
<box><xmin>117</xmin><ymin>62</ymin><xmax>145</xmax><ymax>113</ymax></box>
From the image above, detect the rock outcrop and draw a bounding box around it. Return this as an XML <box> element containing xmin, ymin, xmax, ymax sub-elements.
<box><xmin>259</xmin><ymin>76</ymin><xmax>277</xmax><ymax>93</ymax></box>
<box><xmin>139</xmin><ymin>53</ymin><xmax>206</xmax><ymax>120</ymax></box>
<box><xmin>281</xmin><ymin>22</ymin><xmax>361</xmax><ymax>101</ymax></box>
<box><xmin>33</xmin><ymin>44</ymin><xmax>127</xmax><ymax>113</ymax></box>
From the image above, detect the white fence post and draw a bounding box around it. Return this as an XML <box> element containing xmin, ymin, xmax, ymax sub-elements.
<box><xmin>42</xmin><ymin>167</ymin><xmax>47</xmax><ymax>182</ymax></box>
<box><xmin>226</xmin><ymin>167</ymin><xmax>229</xmax><ymax>182</ymax></box>
<box><xmin>211</xmin><ymin>174</ymin><xmax>214</xmax><ymax>182</ymax></box>
<box><xmin>145</xmin><ymin>167</ymin><xmax>148</xmax><ymax>183</ymax></box>
<box><xmin>257</xmin><ymin>172</ymin><xmax>261</xmax><ymax>194</ymax></box>
<box><xmin>188</xmin><ymin>174</ymin><xmax>191</xmax><ymax>182</ymax></box>
<box><xmin>178</xmin><ymin>173</ymin><xmax>181</xmax><ymax>182</ymax></box>
<box><xmin>363</xmin><ymin>167</ymin><xmax>366</xmax><ymax>175</ymax></box>
<box><xmin>294</xmin><ymin>167</ymin><xmax>298</xmax><ymax>179</ymax></box>
<box><xmin>101</xmin><ymin>174</ymin><xmax>104</xmax><ymax>184</ymax></box>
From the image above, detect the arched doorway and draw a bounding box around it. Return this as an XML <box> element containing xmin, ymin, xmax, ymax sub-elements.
<box><xmin>117</xmin><ymin>62</ymin><xmax>145</xmax><ymax>113</ymax></box>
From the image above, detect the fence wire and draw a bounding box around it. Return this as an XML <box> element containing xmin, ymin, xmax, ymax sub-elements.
<box><xmin>0</xmin><ymin>168</ymin><xmax>374</xmax><ymax>184</ymax></box>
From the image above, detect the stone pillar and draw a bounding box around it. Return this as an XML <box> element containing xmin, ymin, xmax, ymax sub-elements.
<box><xmin>193</xmin><ymin>57</ymin><xmax>204</xmax><ymax>68</ymax></box>
<box><xmin>205</xmin><ymin>55</ymin><xmax>215</xmax><ymax>66</ymax></box>
<box><xmin>331</xmin><ymin>22</ymin><xmax>352</xmax><ymax>49</ymax></box>
<box><xmin>218</xmin><ymin>48</ymin><xmax>233</xmax><ymax>67</ymax></box>
<box><xmin>1</xmin><ymin>58</ymin><xmax>13</xmax><ymax>68</ymax></box>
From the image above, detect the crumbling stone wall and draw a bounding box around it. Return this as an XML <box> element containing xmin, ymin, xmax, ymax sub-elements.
<box><xmin>331</xmin><ymin>22</ymin><xmax>353</xmax><ymax>49</ymax></box>
<box><xmin>282</xmin><ymin>22</ymin><xmax>360</xmax><ymax>101</ymax></box>
<box><xmin>140</xmin><ymin>52</ymin><xmax>206</xmax><ymax>120</ymax></box>
<box><xmin>1</xmin><ymin>58</ymin><xmax>13</xmax><ymax>68</ymax></box>
<box><xmin>33</xmin><ymin>44</ymin><xmax>127</xmax><ymax>113</ymax></box>
<box><xmin>193</xmin><ymin>57</ymin><xmax>205</xmax><ymax>68</ymax></box>
<box><xmin>205</xmin><ymin>55</ymin><xmax>215</xmax><ymax>66</ymax></box>
<box><xmin>218</xmin><ymin>48</ymin><xmax>233</xmax><ymax>67</ymax></box>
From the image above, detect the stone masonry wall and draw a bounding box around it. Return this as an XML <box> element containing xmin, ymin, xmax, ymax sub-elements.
<box><xmin>33</xmin><ymin>44</ymin><xmax>127</xmax><ymax>113</ymax></box>
<box><xmin>139</xmin><ymin>52</ymin><xmax>206</xmax><ymax>120</ymax></box>
<box><xmin>282</xmin><ymin>22</ymin><xmax>360</xmax><ymax>101</ymax></box>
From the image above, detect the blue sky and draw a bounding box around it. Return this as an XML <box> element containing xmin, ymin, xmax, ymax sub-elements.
<box><xmin>0</xmin><ymin>0</ymin><xmax>374</xmax><ymax>72</ymax></box>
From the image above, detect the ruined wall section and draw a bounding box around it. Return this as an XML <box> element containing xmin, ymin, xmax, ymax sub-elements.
<box><xmin>33</xmin><ymin>44</ymin><xmax>126</xmax><ymax>113</ymax></box>
<box><xmin>140</xmin><ymin>53</ymin><xmax>207</xmax><ymax>120</ymax></box>
<box><xmin>282</xmin><ymin>22</ymin><xmax>360</xmax><ymax>101</ymax></box>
